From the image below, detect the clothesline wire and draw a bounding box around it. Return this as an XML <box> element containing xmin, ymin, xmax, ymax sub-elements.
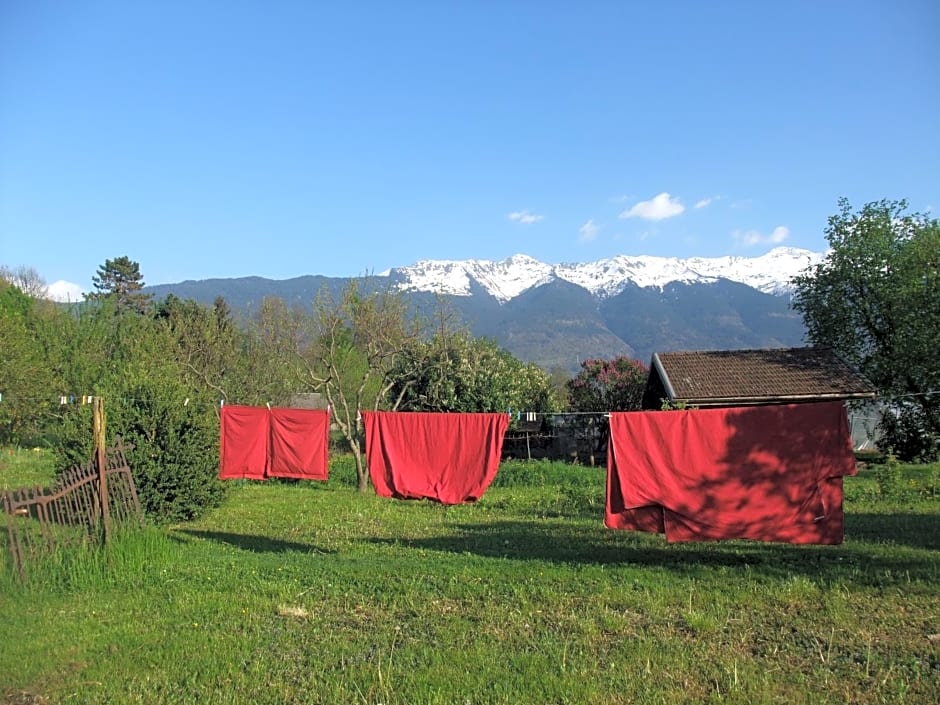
<box><xmin>1</xmin><ymin>388</ymin><xmax>936</xmax><ymax>413</ymax></box>
<box><xmin>0</xmin><ymin>394</ymin><xmax>220</xmax><ymax>410</ymax></box>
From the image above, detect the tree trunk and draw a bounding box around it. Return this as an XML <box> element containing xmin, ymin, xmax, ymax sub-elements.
<box><xmin>350</xmin><ymin>440</ymin><xmax>369</xmax><ymax>492</ymax></box>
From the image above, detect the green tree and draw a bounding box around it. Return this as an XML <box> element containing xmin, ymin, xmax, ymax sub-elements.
<box><xmin>0</xmin><ymin>281</ymin><xmax>59</xmax><ymax>444</ymax></box>
<box><xmin>86</xmin><ymin>256</ymin><xmax>152</xmax><ymax>314</ymax></box>
<box><xmin>156</xmin><ymin>294</ymin><xmax>250</xmax><ymax>403</ymax></box>
<box><xmin>792</xmin><ymin>198</ymin><xmax>940</xmax><ymax>460</ymax></box>
<box><xmin>291</xmin><ymin>280</ymin><xmax>422</xmax><ymax>491</ymax></box>
<box><xmin>390</xmin><ymin>332</ymin><xmax>560</xmax><ymax>414</ymax></box>
<box><xmin>566</xmin><ymin>356</ymin><xmax>648</xmax><ymax>412</ymax></box>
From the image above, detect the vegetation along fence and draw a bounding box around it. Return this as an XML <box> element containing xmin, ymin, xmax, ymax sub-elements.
<box><xmin>1</xmin><ymin>438</ymin><xmax>142</xmax><ymax>581</ymax></box>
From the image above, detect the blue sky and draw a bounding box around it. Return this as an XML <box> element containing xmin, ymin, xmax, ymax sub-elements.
<box><xmin>1</xmin><ymin>1</ymin><xmax>938</xmax><ymax>294</ymax></box>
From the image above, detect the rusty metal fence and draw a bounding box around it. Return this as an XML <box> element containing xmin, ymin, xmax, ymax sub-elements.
<box><xmin>1</xmin><ymin>438</ymin><xmax>142</xmax><ymax>581</ymax></box>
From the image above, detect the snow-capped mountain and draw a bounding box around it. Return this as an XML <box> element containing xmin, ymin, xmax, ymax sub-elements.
<box><xmin>387</xmin><ymin>247</ymin><xmax>823</xmax><ymax>303</ymax></box>
<box><xmin>144</xmin><ymin>246</ymin><xmax>820</xmax><ymax>372</ymax></box>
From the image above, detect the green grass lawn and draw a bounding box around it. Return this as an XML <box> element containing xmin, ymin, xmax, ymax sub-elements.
<box><xmin>1</xmin><ymin>457</ymin><xmax>938</xmax><ymax>704</ymax></box>
<box><xmin>0</xmin><ymin>446</ymin><xmax>57</xmax><ymax>491</ymax></box>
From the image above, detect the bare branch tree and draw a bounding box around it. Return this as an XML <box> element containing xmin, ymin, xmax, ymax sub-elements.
<box><xmin>294</xmin><ymin>279</ymin><xmax>425</xmax><ymax>491</ymax></box>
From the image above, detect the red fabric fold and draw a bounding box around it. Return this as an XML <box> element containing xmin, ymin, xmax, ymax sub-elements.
<box><xmin>269</xmin><ymin>408</ymin><xmax>331</xmax><ymax>480</ymax></box>
<box><xmin>219</xmin><ymin>406</ymin><xmax>330</xmax><ymax>481</ymax></box>
<box><xmin>219</xmin><ymin>405</ymin><xmax>269</xmax><ymax>480</ymax></box>
<box><xmin>363</xmin><ymin>411</ymin><xmax>509</xmax><ymax>504</ymax></box>
<box><xmin>605</xmin><ymin>402</ymin><xmax>856</xmax><ymax>544</ymax></box>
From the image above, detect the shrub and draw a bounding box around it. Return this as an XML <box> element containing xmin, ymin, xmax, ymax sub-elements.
<box><xmin>875</xmin><ymin>454</ymin><xmax>905</xmax><ymax>501</ymax></box>
<box><xmin>52</xmin><ymin>384</ymin><xmax>226</xmax><ymax>523</ymax></box>
<box><xmin>878</xmin><ymin>403</ymin><xmax>940</xmax><ymax>463</ymax></box>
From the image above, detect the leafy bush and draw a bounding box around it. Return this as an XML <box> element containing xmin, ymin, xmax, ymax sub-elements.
<box><xmin>878</xmin><ymin>404</ymin><xmax>940</xmax><ymax>463</ymax></box>
<box><xmin>49</xmin><ymin>307</ymin><xmax>226</xmax><ymax>523</ymax></box>
<box><xmin>53</xmin><ymin>385</ymin><xmax>226</xmax><ymax>524</ymax></box>
<box><xmin>874</xmin><ymin>454</ymin><xmax>904</xmax><ymax>501</ymax></box>
<box><xmin>567</xmin><ymin>356</ymin><xmax>648</xmax><ymax>412</ymax></box>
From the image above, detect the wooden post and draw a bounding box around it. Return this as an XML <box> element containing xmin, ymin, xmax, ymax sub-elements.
<box><xmin>93</xmin><ymin>396</ymin><xmax>111</xmax><ymax>544</ymax></box>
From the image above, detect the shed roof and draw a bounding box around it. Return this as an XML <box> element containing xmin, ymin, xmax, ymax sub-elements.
<box><xmin>645</xmin><ymin>347</ymin><xmax>876</xmax><ymax>408</ymax></box>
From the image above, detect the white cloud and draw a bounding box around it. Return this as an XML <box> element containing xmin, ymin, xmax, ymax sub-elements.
<box><xmin>507</xmin><ymin>210</ymin><xmax>544</xmax><ymax>225</ymax></box>
<box><xmin>44</xmin><ymin>280</ymin><xmax>85</xmax><ymax>302</ymax></box>
<box><xmin>578</xmin><ymin>219</ymin><xmax>600</xmax><ymax>242</ymax></box>
<box><xmin>733</xmin><ymin>225</ymin><xmax>790</xmax><ymax>247</ymax></box>
<box><xmin>619</xmin><ymin>192</ymin><xmax>685</xmax><ymax>221</ymax></box>
<box><xmin>695</xmin><ymin>195</ymin><xmax>720</xmax><ymax>209</ymax></box>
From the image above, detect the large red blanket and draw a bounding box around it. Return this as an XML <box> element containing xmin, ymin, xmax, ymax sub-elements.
<box><xmin>219</xmin><ymin>405</ymin><xmax>330</xmax><ymax>481</ymax></box>
<box><xmin>363</xmin><ymin>411</ymin><xmax>509</xmax><ymax>504</ymax></box>
<box><xmin>605</xmin><ymin>402</ymin><xmax>856</xmax><ymax>544</ymax></box>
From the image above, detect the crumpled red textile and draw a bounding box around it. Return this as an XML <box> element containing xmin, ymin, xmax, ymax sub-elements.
<box><xmin>363</xmin><ymin>411</ymin><xmax>509</xmax><ymax>504</ymax></box>
<box><xmin>219</xmin><ymin>405</ymin><xmax>330</xmax><ymax>481</ymax></box>
<box><xmin>605</xmin><ymin>402</ymin><xmax>856</xmax><ymax>544</ymax></box>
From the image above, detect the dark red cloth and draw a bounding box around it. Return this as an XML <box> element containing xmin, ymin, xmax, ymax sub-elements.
<box><xmin>605</xmin><ymin>402</ymin><xmax>856</xmax><ymax>544</ymax></box>
<box><xmin>269</xmin><ymin>408</ymin><xmax>331</xmax><ymax>480</ymax></box>
<box><xmin>219</xmin><ymin>406</ymin><xmax>330</xmax><ymax>481</ymax></box>
<box><xmin>219</xmin><ymin>405</ymin><xmax>269</xmax><ymax>480</ymax></box>
<box><xmin>363</xmin><ymin>411</ymin><xmax>509</xmax><ymax>504</ymax></box>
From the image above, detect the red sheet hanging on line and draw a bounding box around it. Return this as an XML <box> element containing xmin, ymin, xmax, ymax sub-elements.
<box><xmin>219</xmin><ymin>405</ymin><xmax>331</xmax><ymax>481</ymax></box>
<box><xmin>269</xmin><ymin>408</ymin><xmax>331</xmax><ymax>480</ymax></box>
<box><xmin>362</xmin><ymin>411</ymin><xmax>509</xmax><ymax>504</ymax></box>
<box><xmin>219</xmin><ymin>405</ymin><xmax>269</xmax><ymax>480</ymax></box>
<box><xmin>605</xmin><ymin>402</ymin><xmax>856</xmax><ymax>544</ymax></box>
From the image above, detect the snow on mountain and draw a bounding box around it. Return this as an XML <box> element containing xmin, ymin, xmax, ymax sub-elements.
<box><xmin>389</xmin><ymin>254</ymin><xmax>555</xmax><ymax>300</ymax></box>
<box><xmin>388</xmin><ymin>247</ymin><xmax>824</xmax><ymax>302</ymax></box>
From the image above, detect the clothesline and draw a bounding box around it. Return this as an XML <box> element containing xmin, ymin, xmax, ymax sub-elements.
<box><xmin>1</xmin><ymin>389</ymin><xmax>935</xmax><ymax>414</ymax></box>
<box><xmin>0</xmin><ymin>393</ymin><xmax>608</xmax><ymax>417</ymax></box>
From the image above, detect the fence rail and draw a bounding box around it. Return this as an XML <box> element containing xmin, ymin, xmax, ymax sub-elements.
<box><xmin>2</xmin><ymin>438</ymin><xmax>142</xmax><ymax>581</ymax></box>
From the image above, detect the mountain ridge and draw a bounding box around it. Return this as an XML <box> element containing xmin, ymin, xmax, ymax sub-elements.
<box><xmin>385</xmin><ymin>246</ymin><xmax>822</xmax><ymax>302</ymax></box>
<box><xmin>143</xmin><ymin>247</ymin><xmax>817</xmax><ymax>372</ymax></box>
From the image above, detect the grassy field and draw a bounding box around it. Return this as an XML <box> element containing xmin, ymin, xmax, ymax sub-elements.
<box><xmin>0</xmin><ymin>447</ymin><xmax>57</xmax><ymax>491</ymax></box>
<box><xmin>1</xmin><ymin>455</ymin><xmax>938</xmax><ymax>704</ymax></box>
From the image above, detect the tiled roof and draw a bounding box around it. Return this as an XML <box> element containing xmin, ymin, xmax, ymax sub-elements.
<box><xmin>651</xmin><ymin>347</ymin><xmax>876</xmax><ymax>405</ymax></box>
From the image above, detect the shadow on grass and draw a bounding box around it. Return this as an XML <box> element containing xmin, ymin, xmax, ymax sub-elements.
<box><xmin>364</xmin><ymin>515</ymin><xmax>939</xmax><ymax>586</ymax></box>
<box><xmin>844</xmin><ymin>512</ymin><xmax>940</xmax><ymax>551</ymax></box>
<box><xmin>172</xmin><ymin>529</ymin><xmax>335</xmax><ymax>555</ymax></box>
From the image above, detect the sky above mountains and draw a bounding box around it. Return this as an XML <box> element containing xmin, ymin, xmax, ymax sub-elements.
<box><xmin>2</xmin><ymin>1</ymin><xmax>938</xmax><ymax>297</ymax></box>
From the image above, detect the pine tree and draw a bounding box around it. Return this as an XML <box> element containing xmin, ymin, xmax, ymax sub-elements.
<box><xmin>86</xmin><ymin>256</ymin><xmax>152</xmax><ymax>314</ymax></box>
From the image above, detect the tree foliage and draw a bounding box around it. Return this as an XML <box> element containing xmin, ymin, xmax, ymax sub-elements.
<box><xmin>292</xmin><ymin>280</ymin><xmax>422</xmax><ymax>491</ymax></box>
<box><xmin>792</xmin><ymin>198</ymin><xmax>940</xmax><ymax>460</ymax></box>
<box><xmin>86</xmin><ymin>255</ymin><xmax>153</xmax><ymax>314</ymax></box>
<box><xmin>0</xmin><ymin>281</ymin><xmax>60</xmax><ymax>444</ymax></box>
<box><xmin>390</xmin><ymin>331</ymin><xmax>560</xmax><ymax>415</ymax></box>
<box><xmin>566</xmin><ymin>356</ymin><xmax>649</xmax><ymax>412</ymax></box>
<box><xmin>50</xmin><ymin>302</ymin><xmax>226</xmax><ymax>522</ymax></box>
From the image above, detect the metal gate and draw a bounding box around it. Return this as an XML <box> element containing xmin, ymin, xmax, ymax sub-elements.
<box><xmin>1</xmin><ymin>438</ymin><xmax>142</xmax><ymax>581</ymax></box>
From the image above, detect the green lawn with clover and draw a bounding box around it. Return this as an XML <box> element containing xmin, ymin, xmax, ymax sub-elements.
<box><xmin>1</xmin><ymin>455</ymin><xmax>939</xmax><ymax>705</ymax></box>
